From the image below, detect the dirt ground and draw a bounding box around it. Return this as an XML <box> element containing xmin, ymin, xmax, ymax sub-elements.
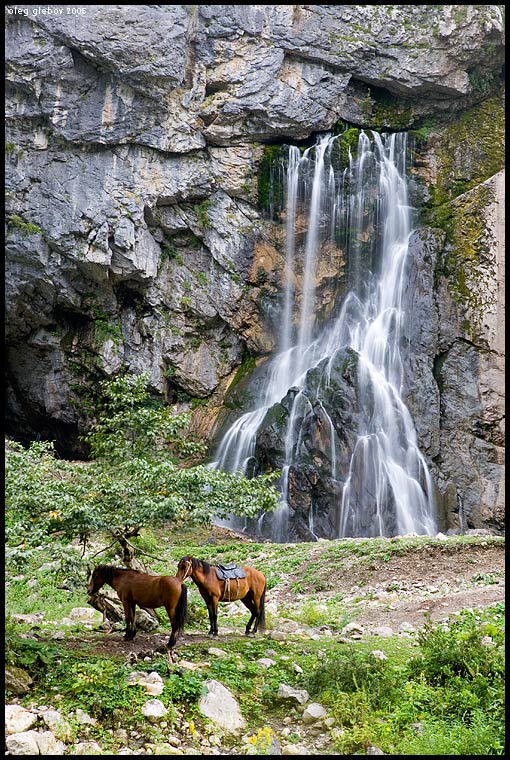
<box><xmin>68</xmin><ymin>536</ymin><xmax>505</xmax><ymax>658</ymax></box>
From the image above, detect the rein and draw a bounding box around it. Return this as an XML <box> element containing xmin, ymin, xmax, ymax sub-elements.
<box><xmin>180</xmin><ymin>559</ymin><xmax>193</xmax><ymax>582</ymax></box>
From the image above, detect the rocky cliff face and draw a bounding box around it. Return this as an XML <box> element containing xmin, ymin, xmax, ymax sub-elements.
<box><xmin>5</xmin><ymin>5</ymin><xmax>505</xmax><ymax>533</ymax></box>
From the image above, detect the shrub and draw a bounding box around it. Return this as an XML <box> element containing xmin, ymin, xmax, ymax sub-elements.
<box><xmin>406</xmin><ymin>614</ymin><xmax>505</xmax><ymax>694</ymax></box>
<box><xmin>307</xmin><ymin>646</ymin><xmax>403</xmax><ymax>708</ymax></box>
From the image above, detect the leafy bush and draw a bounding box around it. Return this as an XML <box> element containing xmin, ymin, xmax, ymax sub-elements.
<box><xmin>67</xmin><ymin>659</ymin><xmax>145</xmax><ymax>715</ymax></box>
<box><xmin>83</xmin><ymin>372</ymin><xmax>205</xmax><ymax>463</ymax></box>
<box><xmin>395</xmin><ymin>710</ymin><xmax>505</xmax><ymax>755</ymax></box>
<box><xmin>162</xmin><ymin>671</ymin><xmax>206</xmax><ymax>704</ymax></box>
<box><xmin>5</xmin><ymin>616</ymin><xmax>60</xmax><ymax>675</ymax></box>
<box><xmin>305</xmin><ymin>609</ymin><xmax>505</xmax><ymax>756</ymax></box>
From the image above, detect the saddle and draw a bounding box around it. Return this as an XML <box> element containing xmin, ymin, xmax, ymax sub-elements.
<box><xmin>214</xmin><ymin>563</ymin><xmax>246</xmax><ymax>581</ymax></box>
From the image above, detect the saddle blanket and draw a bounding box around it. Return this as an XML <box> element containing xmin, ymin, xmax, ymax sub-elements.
<box><xmin>215</xmin><ymin>563</ymin><xmax>247</xmax><ymax>580</ymax></box>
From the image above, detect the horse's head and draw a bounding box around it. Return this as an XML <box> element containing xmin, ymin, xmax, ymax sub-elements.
<box><xmin>176</xmin><ymin>556</ymin><xmax>194</xmax><ymax>582</ymax></box>
<box><xmin>86</xmin><ymin>566</ymin><xmax>102</xmax><ymax>596</ymax></box>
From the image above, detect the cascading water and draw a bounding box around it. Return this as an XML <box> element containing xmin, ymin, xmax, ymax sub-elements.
<box><xmin>211</xmin><ymin>130</ymin><xmax>437</xmax><ymax>541</ymax></box>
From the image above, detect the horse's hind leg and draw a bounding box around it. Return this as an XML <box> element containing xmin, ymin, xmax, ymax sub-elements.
<box><xmin>241</xmin><ymin>594</ymin><xmax>257</xmax><ymax>636</ymax></box>
<box><xmin>165</xmin><ymin>604</ymin><xmax>178</xmax><ymax>649</ymax></box>
<box><xmin>251</xmin><ymin>604</ymin><xmax>261</xmax><ymax>634</ymax></box>
<box><xmin>253</xmin><ymin>586</ymin><xmax>266</xmax><ymax>634</ymax></box>
<box><xmin>207</xmin><ymin>602</ymin><xmax>219</xmax><ymax>637</ymax></box>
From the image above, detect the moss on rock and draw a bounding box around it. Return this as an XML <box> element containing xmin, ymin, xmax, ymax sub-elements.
<box><xmin>432</xmin><ymin>181</ymin><xmax>497</xmax><ymax>340</ymax></box>
<box><xmin>423</xmin><ymin>93</ymin><xmax>505</xmax><ymax>208</ymax></box>
<box><xmin>258</xmin><ymin>145</ymin><xmax>287</xmax><ymax>214</ymax></box>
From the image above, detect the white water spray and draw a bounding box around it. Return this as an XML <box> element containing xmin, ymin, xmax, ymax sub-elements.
<box><xmin>212</xmin><ymin>131</ymin><xmax>437</xmax><ymax>540</ymax></box>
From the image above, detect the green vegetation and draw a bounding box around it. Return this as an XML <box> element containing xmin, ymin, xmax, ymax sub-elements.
<box><xmin>5</xmin><ymin>373</ymin><xmax>280</xmax><ymax>558</ymax></box>
<box><xmin>370</xmin><ymin>89</ymin><xmax>414</xmax><ymax>129</ymax></box>
<box><xmin>413</xmin><ymin>91</ymin><xmax>504</xmax><ymax>340</ymax></box>
<box><xmin>332</xmin><ymin>122</ymin><xmax>363</xmax><ymax>164</ymax></box>
<box><xmin>5</xmin><ymin>527</ymin><xmax>505</xmax><ymax>754</ymax></box>
<box><xmin>428</xmin><ymin>181</ymin><xmax>496</xmax><ymax>339</ymax></box>
<box><xmin>228</xmin><ymin>353</ymin><xmax>257</xmax><ymax>391</ymax></box>
<box><xmin>7</xmin><ymin>214</ymin><xmax>43</xmax><ymax>237</ymax></box>
<box><xmin>338</xmin><ymin>126</ymin><xmax>361</xmax><ymax>163</ymax></box>
<box><xmin>195</xmin><ymin>199</ymin><xmax>212</xmax><ymax>230</ymax></box>
<box><xmin>90</xmin><ymin>305</ymin><xmax>123</xmax><ymax>347</ymax></box>
<box><xmin>422</xmin><ymin>94</ymin><xmax>505</xmax><ymax>208</ymax></box>
<box><xmin>195</xmin><ymin>270</ymin><xmax>208</xmax><ymax>287</ymax></box>
<box><xmin>5</xmin><ymin>141</ymin><xmax>25</xmax><ymax>159</ymax></box>
<box><xmin>160</xmin><ymin>238</ymin><xmax>178</xmax><ymax>263</ymax></box>
<box><xmin>305</xmin><ymin>606</ymin><xmax>505</xmax><ymax>754</ymax></box>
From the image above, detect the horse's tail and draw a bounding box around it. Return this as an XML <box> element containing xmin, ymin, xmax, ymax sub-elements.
<box><xmin>257</xmin><ymin>583</ymin><xmax>266</xmax><ymax>632</ymax></box>
<box><xmin>175</xmin><ymin>582</ymin><xmax>188</xmax><ymax>634</ymax></box>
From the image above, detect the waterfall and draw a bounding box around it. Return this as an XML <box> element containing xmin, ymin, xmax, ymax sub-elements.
<box><xmin>212</xmin><ymin>130</ymin><xmax>437</xmax><ymax>541</ymax></box>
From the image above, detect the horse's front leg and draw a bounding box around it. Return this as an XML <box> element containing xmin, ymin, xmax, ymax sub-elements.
<box><xmin>122</xmin><ymin>601</ymin><xmax>136</xmax><ymax>641</ymax></box>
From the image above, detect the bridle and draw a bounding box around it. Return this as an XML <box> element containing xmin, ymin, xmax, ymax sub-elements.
<box><xmin>180</xmin><ymin>558</ymin><xmax>193</xmax><ymax>582</ymax></box>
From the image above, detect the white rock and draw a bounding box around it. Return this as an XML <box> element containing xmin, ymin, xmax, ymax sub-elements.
<box><xmin>198</xmin><ymin>679</ymin><xmax>246</xmax><ymax>732</ymax></box>
<box><xmin>340</xmin><ymin>622</ymin><xmax>364</xmax><ymax>637</ymax></box>
<box><xmin>281</xmin><ymin>743</ymin><xmax>311</xmax><ymax>755</ymax></box>
<box><xmin>69</xmin><ymin>607</ymin><xmax>102</xmax><ymax>621</ymax></box>
<box><xmin>277</xmin><ymin>684</ymin><xmax>309</xmax><ymax>704</ymax></box>
<box><xmin>269</xmin><ymin>630</ymin><xmax>287</xmax><ymax>641</ymax></box>
<box><xmin>142</xmin><ymin>699</ymin><xmax>168</xmax><ymax>721</ymax></box>
<box><xmin>256</xmin><ymin>658</ymin><xmax>276</xmax><ymax>668</ymax></box>
<box><xmin>5</xmin><ymin>730</ymin><xmax>40</xmax><ymax>755</ymax></box>
<box><xmin>302</xmin><ymin>702</ymin><xmax>328</xmax><ymax>724</ymax></box>
<box><xmin>74</xmin><ymin>708</ymin><xmax>97</xmax><ymax>725</ymax></box>
<box><xmin>5</xmin><ymin>705</ymin><xmax>38</xmax><ymax>735</ymax></box>
<box><xmin>70</xmin><ymin>740</ymin><xmax>103</xmax><ymax>754</ymax></box>
<box><xmin>207</xmin><ymin>647</ymin><xmax>228</xmax><ymax>658</ymax></box>
<box><xmin>370</xmin><ymin>626</ymin><xmax>394</xmax><ymax>638</ymax></box>
<box><xmin>35</xmin><ymin>730</ymin><xmax>66</xmax><ymax>755</ymax></box>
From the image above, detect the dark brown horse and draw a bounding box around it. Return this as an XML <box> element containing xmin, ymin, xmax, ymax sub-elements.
<box><xmin>86</xmin><ymin>565</ymin><xmax>187</xmax><ymax>648</ymax></box>
<box><xmin>176</xmin><ymin>556</ymin><xmax>266</xmax><ymax>637</ymax></box>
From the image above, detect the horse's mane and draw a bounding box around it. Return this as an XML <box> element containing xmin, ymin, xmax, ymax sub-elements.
<box><xmin>192</xmin><ymin>557</ymin><xmax>212</xmax><ymax>573</ymax></box>
<box><xmin>96</xmin><ymin>564</ymin><xmax>139</xmax><ymax>583</ymax></box>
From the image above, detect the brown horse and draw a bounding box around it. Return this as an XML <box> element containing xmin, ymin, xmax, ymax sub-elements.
<box><xmin>176</xmin><ymin>556</ymin><xmax>266</xmax><ymax>637</ymax></box>
<box><xmin>86</xmin><ymin>565</ymin><xmax>187</xmax><ymax>648</ymax></box>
